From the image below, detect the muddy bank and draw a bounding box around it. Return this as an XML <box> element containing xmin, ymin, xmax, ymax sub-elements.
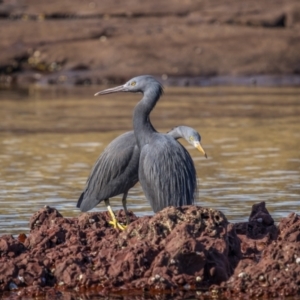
<box><xmin>0</xmin><ymin>202</ymin><xmax>299</xmax><ymax>298</ymax></box>
<box><xmin>0</xmin><ymin>0</ymin><xmax>300</xmax><ymax>87</ymax></box>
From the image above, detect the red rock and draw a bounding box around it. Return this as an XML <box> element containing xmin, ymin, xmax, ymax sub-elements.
<box><xmin>18</xmin><ymin>233</ymin><xmax>27</xmax><ymax>243</ymax></box>
<box><xmin>0</xmin><ymin>235</ymin><xmax>26</xmax><ymax>257</ymax></box>
<box><xmin>0</xmin><ymin>202</ymin><xmax>299</xmax><ymax>298</ymax></box>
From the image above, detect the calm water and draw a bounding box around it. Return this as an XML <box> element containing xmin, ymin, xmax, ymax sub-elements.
<box><xmin>0</xmin><ymin>86</ymin><xmax>299</xmax><ymax>235</ymax></box>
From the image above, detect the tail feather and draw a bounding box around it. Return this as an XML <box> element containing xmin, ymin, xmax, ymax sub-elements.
<box><xmin>77</xmin><ymin>191</ymin><xmax>101</xmax><ymax>212</ymax></box>
<box><xmin>76</xmin><ymin>192</ymin><xmax>85</xmax><ymax>208</ymax></box>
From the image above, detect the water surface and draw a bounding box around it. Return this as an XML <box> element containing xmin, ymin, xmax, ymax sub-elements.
<box><xmin>0</xmin><ymin>86</ymin><xmax>299</xmax><ymax>235</ymax></box>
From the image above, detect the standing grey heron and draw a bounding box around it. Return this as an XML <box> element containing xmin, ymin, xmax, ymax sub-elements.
<box><xmin>90</xmin><ymin>75</ymin><xmax>206</xmax><ymax>227</ymax></box>
<box><xmin>77</xmin><ymin>125</ymin><xmax>206</xmax><ymax>230</ymax></box>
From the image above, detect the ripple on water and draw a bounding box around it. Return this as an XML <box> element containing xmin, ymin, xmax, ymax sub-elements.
<box><xmin>71</xmin><ymin>142</ymin><xmax>102</xmax><ymax>147</ymax></box>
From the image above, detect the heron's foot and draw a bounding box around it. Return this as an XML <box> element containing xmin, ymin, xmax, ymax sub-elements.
<box><xmin>105</xmin><ymin>202</ymin><xmax>127</xmax><ymax>231</ymax></box>
<box><xmin>108</xmin><ymin>219</ymin><xmax>126</xmax><ymax>231</ymax></box>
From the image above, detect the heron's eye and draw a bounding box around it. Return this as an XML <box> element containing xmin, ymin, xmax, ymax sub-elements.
<box><xmin>131</xmin><ymin>81</ymin><xmax>136</xmax><ymax>86</ymax></box>
<box><xmin>189</xmin><ymin>136</ymin><xmax>194</xmax><ymax>141</ymax></box>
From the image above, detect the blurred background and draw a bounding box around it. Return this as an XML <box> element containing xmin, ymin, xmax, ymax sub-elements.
<box><xmin>1</xmin><ymin>0</ymin><xmax>300</xmax><ymax>86</ymax></box>
<box><xmin>0</xmin><ymin>0</ymin><xmax>299</xmax><ymax>235</ymax></box>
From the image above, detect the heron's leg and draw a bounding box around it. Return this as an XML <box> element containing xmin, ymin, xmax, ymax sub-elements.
<box><xmin>122</xmin><ymin>191</ymin><xmax>130</xmax><ymax>226</ymax></box>
<box><xmin>104</xmin><ymin>199</ymin><xmax>125</xmax><ymax>231</ymax></box>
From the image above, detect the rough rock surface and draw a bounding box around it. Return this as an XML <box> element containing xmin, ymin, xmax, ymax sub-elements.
<box><xmin>0</xmin><ymin>202</ymin><xmax>299</xmax><ymax>298</ymax></box>
<box><xmin>0</xmin><ymin>0</ymin><xmax>300</xmax><ymax>86</ymax></box>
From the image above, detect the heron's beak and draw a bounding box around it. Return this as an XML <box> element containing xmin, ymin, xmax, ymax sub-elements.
<box><xmin>194</xmin><ymin>141</ymin><xmax>207</xmax><ymax>158</ymax></box>
<box><xmin>94</xmin><ymin>85</ymin><xmax>128</xmax><ymax>96</ymax></box>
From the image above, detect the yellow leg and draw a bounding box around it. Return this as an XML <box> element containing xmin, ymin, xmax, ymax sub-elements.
<box><xmin>104</xmin><ymin>199</ymin><xmax>126</xmax><ymax>231</ymax></box>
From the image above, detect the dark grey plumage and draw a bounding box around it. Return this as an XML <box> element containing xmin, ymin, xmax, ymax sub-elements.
<box><xmin>77</xmin><ymin>131</ymin><xmax>139</xmax><ymax>212</ymax></box>
<box><xmin>77</xmin><ymin>126</ymin><xmax>206</xmax><ymax>213</ymax></box>
<box><xmin>90</xmin><ymin>75</ymin><xmax>207</xmax><ymax>214</ymax></box>
<box><xmin>138</xmin><ymin>134</ymin><xmax>196</xmax><ymax>212</ymax></box>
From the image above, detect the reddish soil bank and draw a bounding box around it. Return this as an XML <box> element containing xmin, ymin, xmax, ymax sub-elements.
<box><xmin>0</xmin><ymin>0</ymin><xmax>300</xmax><ymax>86</ymax></box>
<box><xmin>0</xmin><ymin>202</ymin><xmax>299</xmax><ymax>298</ymax></box>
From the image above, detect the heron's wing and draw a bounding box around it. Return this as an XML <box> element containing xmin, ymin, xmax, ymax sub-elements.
<box><xmin>77</xmin><ymin>132</ymin><xmax>139</xmax><ymax>212</ymax></box>
<box><xmin>139</xmin><ymin>135</ymin><xmax>196</xmax><ymax>213</ymax></box>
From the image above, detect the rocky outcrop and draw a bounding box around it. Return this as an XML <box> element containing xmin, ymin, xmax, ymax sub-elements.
<box><xmin>0</xmin><ymin>202</ymin><xmax>299</xmax><ymax>298</ymax></box>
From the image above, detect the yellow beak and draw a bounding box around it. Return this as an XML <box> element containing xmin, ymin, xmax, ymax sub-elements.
<box><xmin>194</xmin><ymin>141</ymin><xmax>207</xmax><ymax>158</ymax></box>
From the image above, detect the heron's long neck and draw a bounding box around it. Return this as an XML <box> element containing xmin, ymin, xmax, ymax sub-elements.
<box><xmin>133</xmin><ymin>90</ymin><xmax>159</xmax><ymax>149</ymax></box>
<box><xmin>167</xmin><ymin>128</ymin><xmax>183</xmax><ymax>140</ymax></box>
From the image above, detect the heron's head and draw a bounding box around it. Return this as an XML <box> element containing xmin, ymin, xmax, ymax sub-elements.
<box><xmin>170</xmin><ymin>126</ymin><xmax>207</xmax><ymax>158</ymax></box>
<box><xmin>94</xmin><ymin>75</ymin><xmax>163</xmax><ymax>97</ymax></box>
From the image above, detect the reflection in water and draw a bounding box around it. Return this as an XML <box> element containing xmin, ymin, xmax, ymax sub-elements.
<box><xmin>0</xmin><ymin>86</ymin><xmax>299</xmax><ymax>235</ymax></box>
